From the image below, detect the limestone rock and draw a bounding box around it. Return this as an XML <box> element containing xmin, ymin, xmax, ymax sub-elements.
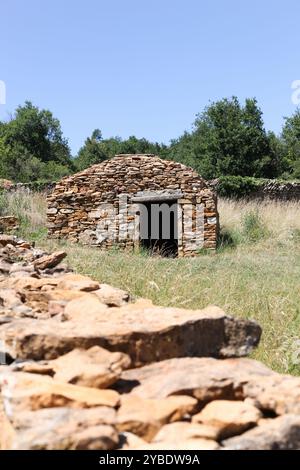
<box><xmin>1</xmin><ymin>276</ymin><xmax>60</xmax><ymax>291</ymax></box>
<box><xmin>0</xmin><ymin>260</ymin><xmax>12</xmax><ymax>275</ymax></box>
<box><xmin>0</xmin><ymin>288</ymin><xmax>23</xmax><ymax>309</ymax></box>
<box><xmin>33</xmin><ymin>251</ymin><xmax>67</xmax><ymax>270</ymax></box>
<box><xmin>115</xmin><ymin>357</ymin><xmax>300</xmax><ymax>415</ymax></box>
<box><xmin>48</xmin><ymin>300</ymin><xmax>67</xmax><ymax>316</ymax></box>
<box><xmin>0</xmin><ymin>234</ymin><xmax>17</xmax><ymax>246</ymax></box>
<box><xmin>94</xmin><ymin>284</ymin><xmax>130</xmax><ymax>307</ymax></box>
<box><xmin>9</xmin><ymin>263</ymin><xmax>35</xmax><ymax>274</ymax></box>
<box><xmin>0</xmin><ymin>217</ymin><xmax>19</xmax><ymax>233</ymax></box>
<box><xmin>192</xmin><ymin>400</ymin><xmax>262</xmax><ymax>439</ymax></box>
<box><xmin>56</xmin><ymin>273</ymin><xmax>99</xmax><ymax>292</ymax></box>
<box><xmin>118</xmin><ymin>432</ymin><xmax>147</xmax><ymax>450</ymax></box>
<box><xmin>115</xmin><ymin>357</ymin><xmax>273</xmax><ymax>399</ymax></box>
<box><xmin>0</xmin><ymin>371</ymin><xmax>120</xmax><ymax>412</ymax></box>
<box><xmin>0</xmin><ymin>405</ymin><xmax>118</xmax><ymax>450</ymax></box>
<box><xmin>42</xmin><ymin>288</ymin><xmax>87</xmax><ymax>301</ymax></box>
<box><xmin>134</xmin><ymin>439</ymin><xmax>219</xmax><ymax>450</ymax></box>
<box><xmin>116</xmin><ymin>394</ymin><xmax>197</xmax><ymax>441</ymax></box>
<box><xmin>243</xmin><ymin>374</ymin><xmax>300</xmax><ymax>415</ymax></box>
<box><xmin>222</xmin><ymin>414</ymin><xmax>300</xmax><ymax>450</ymax></box>
<box><xmin>15</xmin><ymin>346</ymin><xmax>131</xmax><ymax>389</ymax></box>
<box><xmin>64</xmin><ymin>294</ymin><xmax>108</xmax><ymax>321</ymax></box>
<box><xmin>153</xmin><ymin>421</ymin><xmax>220</xmax><ymax>443</ymax></box>
<box><xmin>0</xmin><ymin>305</ymin><xmax>261</xmax><ymax>364</ymax></box>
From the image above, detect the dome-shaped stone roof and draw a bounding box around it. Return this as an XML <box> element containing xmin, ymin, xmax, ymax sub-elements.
<box><xmin>54</xmin><ymin>154</ymin><xmax>207</xmax><ymax>194</ymax></box>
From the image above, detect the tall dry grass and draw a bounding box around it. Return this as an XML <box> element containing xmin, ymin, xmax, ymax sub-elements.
<box><xmin>1</xmin><ymin>191</ymin><xmax>300</xmax><ymax>375</ymax></box>
<box><xmin>0</xmin><ymin>190</ymin><xmax>47</xmax><ymax>238</ymax></box>
<box><xmin>219</xmin><ymin>198</ymin><xmax>300</xmax><ymax>244</ymax></box>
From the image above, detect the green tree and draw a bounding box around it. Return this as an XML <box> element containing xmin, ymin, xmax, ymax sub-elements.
<box><xmin>0</xmin><ymin>136</ymin><xmax>11</xmax><ymax>179</ymax></box>
<box><xmin>0</xmin><ymin>101</ymin><xmax>72</xmax><ymax>181</ymax></box>
<box><xmin>167</xmin><ymin>132</ymin><xmax>195</xmax><ymax>168</ymax></box>
<box><xmin>193</xmin><ymin>97</ymin><xmax>278</xmax><ymax>178</ymax></box>
<box><xmin>118</xmin><ymin>136</ymin><xmax>164</xmax><ymax>155</ymax></box>
<box><xmin>74</xmin><ymin>133</ymin><xmax>167</xmax><ymax>171</ymax></box>
<box><xmin>267</xmin><ymin>131</ymin><xmax>288</xmax><ymax>178</ymax></box>
<box><xmin>1</xmin><ymin>101</ymin><xmax>71</xmax><ymax>165</ymax></box>
<box><xmin>74</xmin><ymin>129</ymin><xmax>108</xmax><ymax>171</ymax></box>
<box><xmin>281</xmin><ymin>109</ymin><xmax>300</xmax><ymax>178</ymax></box>
<box><xmin>169</xmin><ymin>97</ymin><xmax>283</xmax><ymax>179</ymax></box>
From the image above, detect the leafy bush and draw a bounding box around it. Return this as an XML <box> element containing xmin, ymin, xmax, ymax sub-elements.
<box><xmin>217</xmin><ymin>227</ymin><xmax>242</xmax><ymax>250</ymax></box>
<box><xmin>217</xmin><ymin>175</ymin><xmax>263</xmax><ymax>198</ymax></box>
<box><xmin>242</xmin><ymin>210</ymin><xmax>269</xmax><ymax>242</ymax></box>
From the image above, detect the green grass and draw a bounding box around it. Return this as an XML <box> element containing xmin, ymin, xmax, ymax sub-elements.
<box><xmin>1</xmin><ymin>190</ymin><xmax>300</xmax><ymax>375</ymax></box>
<box><xmin>40</xmin><ymin>238</ymin><xmax>300</xmax><ymax>375</ymax></box>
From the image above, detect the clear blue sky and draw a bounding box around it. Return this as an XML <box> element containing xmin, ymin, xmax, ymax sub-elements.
<box><xmin>1</xmin><ymin>0</ymin><xmax>299</xmax><ymax>155</ymax></box>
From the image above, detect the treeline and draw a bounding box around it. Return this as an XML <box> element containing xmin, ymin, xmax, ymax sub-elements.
<box><xmin>0</xmin><ymin>98</ymin><xmax>300</xmax><ymax>183</ymax></box>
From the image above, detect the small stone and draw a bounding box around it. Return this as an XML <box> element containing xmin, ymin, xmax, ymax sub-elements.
<box><xmin>116</xmin><ymin>394</ymin><xmax>197</xmax><ymax>441</ymax></box>
<box><xmin>94</xmin><ymin>284</ymin><xmax>130</xmax><ymax>307</ymax></box>
<box><xmin>9</xmin><ymin>263</ymin><xmax>35</xmax><ymax>274</ymax></box>
<box><xmin>0</xmin><ymin>406</ymin><xmax>118</xmax><ymax>450</ymax></box>
<box><xmin>0</xmin><ymin>234</ymin><xmax>17</xmax><ymax>246</ymax></box>
<box><xmin>46</xmin><ymin>208</ymin><xmax>58</xmax><ymax>215</ymax></box>
<box><xmin>0</xmin><ymin>371</ymin><xmax>120</xmax><ymax>411</ymax></box>
<box><xmin>222</xmin><ymin>414</ymin><xmax>300</xmax><ymax>450</ymax></box>
<box><xmin>0</xmin><ymin>260</ymin><xmax>12</xmax><ymax>274</ymax></box>
<box><xmin>33</xmin><ymin>251</ymin><xmax>67</xmax><ymax>270</ymax></box>
<box><xmin>118</xmin><ymin>432</ymin><xmax>147</xmax><ymax>450</ymax></box>
<box><xmin>64</xmin><ymin>294</ymin><xmax>108</xmax><ymax>321</ymax></box>
<box><xmin>0</xmin><ymin>288</ymin><xmax>23</xmax><ymax>308</ymax></box>
<box><xmin>192</xmin><ymin>400</ymin><xmax>262</xmax><ymax>439</ymax></box>
<box><xmin>153</xmin><ymin>421</ymin><xmax>220</xmax><ymax>443</ymax></box>
<box><xmin>57</xmin><ymin>273</ymin><xmax>99</xmax><ymax>292</ymax></box>
<box><xmin>134</xmin><ymin>439</ymin><xmax>219</xmax><ymax>450</ymax></box>
<box><xmin>17</xmin><ymin>242</ymin><xmax>32</xmax><ymax>249</ymax></box>
<box><xmin>13</xmin><ymin>347</ymin><xmax>131</xmax><ymax>391</ymax></box>
<box><xmin>48</xmin><ymin>300</ymin><xmax>67</xmax><ymax>316</ymax></box>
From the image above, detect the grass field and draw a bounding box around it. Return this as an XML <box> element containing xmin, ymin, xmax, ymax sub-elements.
<box><xmin>1</xmin><ymin>191</ymin><xmax>300</xmax><ymax>375</ymax></box>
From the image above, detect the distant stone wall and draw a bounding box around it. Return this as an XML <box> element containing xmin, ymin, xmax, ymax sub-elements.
<box><xmin>254</xmin><ymin>181</ymin><xmax>300</xmax><ymax>200</ymax></box>
<box><xmin>47</xmin><ymin>155</ymin><xmax>219</xmax><ymax>257</ymax></box>
<box><xmin>0</xmin><ymin>180</ymin><xmax>56</xmax><ymax>193</ymax></box>
<box><xmin>208</xmin><ymin>179</ymin><xmax>300</xmax><ymax>200</ymax></box>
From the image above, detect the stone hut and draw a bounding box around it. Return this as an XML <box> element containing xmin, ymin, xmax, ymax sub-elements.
<box><xmin>47</xmin><ymin>154</ymin><xmax>218</xmax><ymax>257</ymax></box>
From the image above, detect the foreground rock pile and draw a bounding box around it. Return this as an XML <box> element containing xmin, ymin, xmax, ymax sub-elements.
<box><xmin>0</xmin><ymin>234</ymin><xmax>300</xmax><ymax>450</ymax></box>
<box><xmin>0</xmin><ymin>216</ymin><xmax>19</xmax><ymax>233</ymax></box>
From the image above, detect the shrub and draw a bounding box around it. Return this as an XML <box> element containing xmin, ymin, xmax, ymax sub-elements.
<box><xmin>217</xmin><ymin>176</ymin><xmax>262</xmax><ymax>198</ymax></box>
<box><xmin>217</xmin><ymin>227</ymin><xmax>241</xmax><ymax>251</ymax></box>
<box><xmin>242</xmin><ymin>210</ymin><xmax>269</xmax><ymax>242</ymax></box>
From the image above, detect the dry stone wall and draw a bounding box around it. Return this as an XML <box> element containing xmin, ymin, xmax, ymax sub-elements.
<box><xmin>254</xmin><ymin>180</ymin><xmax>300</xmax><ymax>200</ymax></box>
<box><xmin>1</xmin><ymin>235</ymin><xmax>300</xmax><ymax>450</ymax></box>
<box><xmin>209</xmin><ymin>178</ymin><xmax>300</xmax><ymax>200</ymax></box>
<box><xmin>47</xmin><ymin>155</ymin><xmax>218</xmax><ymax>256</ymax></box>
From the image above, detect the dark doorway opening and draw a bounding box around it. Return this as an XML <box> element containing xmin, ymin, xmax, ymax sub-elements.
<box><xmin>139</xmin><ymin>201</ymin><xmax>178</xmax><ymax>257</ymax></box>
